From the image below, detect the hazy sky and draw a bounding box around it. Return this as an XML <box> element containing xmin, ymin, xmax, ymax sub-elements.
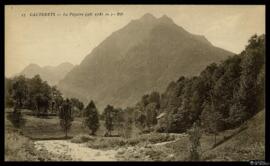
<box><xmin>5</xmin><ymin>5</ymin><xmax>265</xmax><ymax>77</ymax></box>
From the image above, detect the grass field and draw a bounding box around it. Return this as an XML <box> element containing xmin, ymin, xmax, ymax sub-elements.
<box><xmin>5</xmin><ymin>108</ymin><xmax>113</xmax><ymax>139</ymax></box>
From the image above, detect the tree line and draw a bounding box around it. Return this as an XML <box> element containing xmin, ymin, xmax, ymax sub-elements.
<box><xmin>5</xmin><ymin>74</ymin><xmax>135</xmax><ymax>138</ymax></box>
<box><xmin>5</xmin><ymin>74</ymin><xmax>84</xmax><ymax>116</ymax></box>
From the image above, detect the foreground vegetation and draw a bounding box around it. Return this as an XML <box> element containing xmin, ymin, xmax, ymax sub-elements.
<box><xmin>5</xmin><ymin>114</ymin><xmax>74</xmax><ymax>161</ymax></box>
<box><xmin>5</xmin><ymin>108</ymin><xmax>264</xmax><ymax>161</ymax></box>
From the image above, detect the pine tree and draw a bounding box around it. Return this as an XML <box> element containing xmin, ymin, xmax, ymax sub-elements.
<box><xmin>84</xmin><ymin>100</ymin><xmax>100</xmax><ymax>135</ymax></box>
<box><xmin>59</xmin><ymin>99</ymin><xmax>73</xmax><ymax>138</ymax></box>
<box><xmin>104</xmin><ymin>105</ymin><xmax>114</xmax><ymax>136</ymax></box>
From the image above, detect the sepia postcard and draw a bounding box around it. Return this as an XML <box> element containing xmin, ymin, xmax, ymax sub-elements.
<box><xmin>4</xmin><ymin>5</ymin><xmax>266</xmax><ymax>162</ymax></box>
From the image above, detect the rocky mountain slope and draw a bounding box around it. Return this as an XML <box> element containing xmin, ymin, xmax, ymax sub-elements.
<box><xmin>58</xmin><ymin>13</ymin><xmax>234</xmax><ymax>109</ymax></box>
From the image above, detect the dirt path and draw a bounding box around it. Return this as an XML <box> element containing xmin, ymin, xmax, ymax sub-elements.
<box><xmin>33</xmin><ymin>134</ymin><xmax>185</xmax><ymax>161</ymax></box>
<box><xmin>34</xmin><ymin>140</ymin><xmax>118</xmax><ymax>161</ymax></box>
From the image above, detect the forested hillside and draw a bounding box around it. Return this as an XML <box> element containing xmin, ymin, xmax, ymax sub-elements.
<box><xmin>131</xmin><ymin>34</ymin><xmax>265</xmax><ymax>133</ymax></box>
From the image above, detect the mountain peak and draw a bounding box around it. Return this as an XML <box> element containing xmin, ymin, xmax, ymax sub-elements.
<box><xmin>139</xmin><ymin>13</ymin><xmax>156</xmax><ymax>22</ymax></box>
<box><xmin>158</xmin><ymin>14</ymin><xmax>174</xmax><ymax>24</ymax></box>
<box><xmin>19</xmin><ymin>62</ymin><xmax>74</xmax><ymax>85</ymax></box>
<box><xmin>26</xmin><ymin>63</ymin><xmax>40</xmax><ymax>69</ymax></box>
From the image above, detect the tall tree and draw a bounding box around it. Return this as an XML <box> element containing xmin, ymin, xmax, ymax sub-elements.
<box><xmin>200</xmin><ymin>95</ymin><xmax>222</xmax><ymax>145</ymax></box>
<box><xmin>59</xmin><ymin>99</ymin><xmax>73</xmax><ymax>138</ymax></box>
<box><xmin>124</xmin><ymin>117</ymin><xmax>133</xmax><ymax>138</ymax></box>
<box><xmin>239</xmin><ymin>34</ymin><xmax>265</xmax><ymax>116</ymax></box>
<box><xmin>26</xmin><ymin>75</ymin><xmax>52</xmax><ymax>116</ymax></box>
<box><xmin>84</xmin><ymin>100</ymin><xmax>100</xmax><ymax>135</ymax></box>
<box><xmin>145</xmin><ymin>103</ymin><xmax>158</xmax><ymax>128</ymax></box>
<box><xmin>7</xmin><ymin>75</ymin><xmax>27</xmax><ymax>129</ymax></box>
<box><xmin>104</xmin><ymin>105</ymin><xmax>114</xmax><ymax>136</ymax></box>
<box><xmin>27</xmin><ymin>75</ymin><xmax>43</xmax><ymax>111</ymax></box>
<box><xmin>51</xmin><ymin>86</ymin><xmax>63</xmax><ymax>114</ymax></box>
<box><xmin>5</xmin><ymin>77</ymin><xmax>14</xmax><ymax>108</ymax></box>
<box><xmin>11</xmin><ymin>75</ymin><xmax>28</xmax><ymax>110</ymax></box>
<box><xmin>212</xmin><ymin>55</ymin><xmax>242</xmax><ymax>121</ymax></box>
<box><xmin>135</xmin><ymin>111</ymin><xmax>147</xmax><ymax>132</ymax></box>
<box><xmin>112</xmin><ymin>108</ymin><xmax>125</xmax><ymax>136</ymax></box>
<box><xmin>188</xmin><ymin>120</ymin><xmax>202</xmax><ymax>161</ymax></box>
<box><xmin>229</xmin><ymin>34</ymin><xmax>265</xmax><ymax>126</ymax></box>
<box><xmin>70</xmin><ymin>97</ymin><xmax>84</xmax><ymax>117</ymax></box>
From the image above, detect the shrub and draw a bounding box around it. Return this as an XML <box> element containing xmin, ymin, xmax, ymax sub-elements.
<box><xmin>71</xmin><ymin>134</ymin><xmax>96</xmax><ymax>143</ymax></box>
<box><xmin>126</xmin><ymin>138</ymin><xmax>141</xmax><ymax>146</ymax></box>
<box><xmin>87</xmin><ymin>137</ymin><xmax>127</xmax><ymax>149</ymax></box>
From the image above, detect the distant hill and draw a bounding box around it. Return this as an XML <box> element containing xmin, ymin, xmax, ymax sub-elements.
<box><xmin>19</xmin><ymin>62</ymin><xmax>74</xmax><ymax>86</ymax></box>
<box><xmin>58</xmin><ymin>13</ymin><xmax>234</xmax><ymax>109</ymax></box>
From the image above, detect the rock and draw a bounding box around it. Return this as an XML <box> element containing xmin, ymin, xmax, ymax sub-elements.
<box><xmin>144</xmin><ymin>144</ymin><xmax>152</xmax><ymax>148</ymax></box>
<box><xmin>134</xmin><ymin>154</ymin><xmax>140</xmax><ymax>158</ymax></box>
<box><xmin>168</xmin><ymin>154</ymin><xmax>174</xmax><ymax>158</ymax></box>
<box><xmin>164</xmin><ymin>154</ymin><xmax>175</xmax><ymax>161</ymax></box>
<box><xmin>117</xmin><ymin>150</ymin><xmax>125</xmax><ymax>155</ymax></box>
<box><xmin>139</xmin><ymin>147</ymin><xmax>145</xmax><ymax>151</ymax></box>
<box><xmin>145</xmin><ymin>155</ymin><xmax>151</xmax><ymax>159</ymax></box>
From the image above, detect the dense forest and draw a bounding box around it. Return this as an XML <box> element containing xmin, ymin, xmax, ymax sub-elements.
<box><xmin>5</xmin><ymin>34</ymin><xmax>265</xmax><ymax>137</ymax></box>
<box><xmin>130</xmin><ymin>34</ymin><xmax>265</xmax><ymax>134</ymax></box>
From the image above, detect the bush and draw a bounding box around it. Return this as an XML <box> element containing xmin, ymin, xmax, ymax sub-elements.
<box><xmin>71</xmin><ymin>134</ymin><xmax>96</xmax><ymax>143</ymax></box>
<box><xmin>126</xmin><ymin>138</ymin><xmax>142</xmax><ymax>146</ymax></box>
<box><xmin>80</xmin><ymin>133</ymin><xmax>176</xmax><ymax>150</ymax></box>
<box><xmin>87</xmin><ymin>137</ymin><xmax>127</xmax><ymax>149</ymax></box>
<box><xmin>147</xmin><ymin>133</ymin><xmax>175</xmax><ymax>144</ymax></box>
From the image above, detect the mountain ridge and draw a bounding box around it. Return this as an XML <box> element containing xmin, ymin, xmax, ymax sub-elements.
<box><xmin>18</xmin><ymin>62</ymin><xmax>74</xmax><ymax>86</ymax></box>
<box><xmin>58</xmin><ymin>13</ymin><xmax>234</xmax><ymax>110</ymax></box>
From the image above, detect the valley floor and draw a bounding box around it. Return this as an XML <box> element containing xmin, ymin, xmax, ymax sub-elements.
<box><xmin>5</xmin><ymin>108</ymin><xmax>265</xmax><ymax>161</ymax></box>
